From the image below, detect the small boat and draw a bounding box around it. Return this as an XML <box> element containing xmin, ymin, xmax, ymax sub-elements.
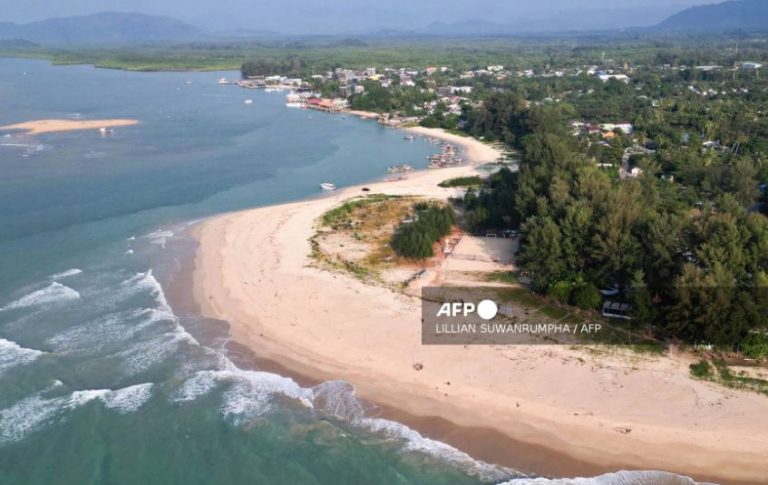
<box><xmin>286</xmin><ymin>102</ymin><xmax>303</xmax><ymax>108</ymax></box>
<box><xmin>320</xmin><ymin>183</ymin><xmax>336</xmax><ymax>191</ymax></box>
<box><xmin>244</xmin><ymin>99</ymin><xmax>253</xmax><ymax>105</ymax></box>
<box><xmin>217</xmin><ymin>77</ymin><xmax>230</xmax><ymax>85</ymax></box>
<box><xmin>99</xmin><ymin>127</ymin><xmax>114</xmax><ymax>136</ymax></box>
<box><xmin>403</xmin><ymin>135</ymin><xmax>415</xmax><ymax>141</ymax></box>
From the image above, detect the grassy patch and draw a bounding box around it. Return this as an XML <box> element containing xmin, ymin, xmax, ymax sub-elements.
<box><xmin>438</xmin><ymin>176</ymin><xmax>483</xmax><ymax>188</ymax></box>
<box><xmin>484</xmin><ymin>271</ymin><xmax>519</xmax><ymax>284</ymax></box>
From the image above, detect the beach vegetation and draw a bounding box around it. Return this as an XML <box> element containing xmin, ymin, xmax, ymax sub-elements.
<box><xmin>438</xmin><ymin>176</ymin><xmax>483</xmax><ymax>188</ymax></box>
<box><xmin>390</xmin><ymin>204</ymin><xmax>455</xmax><ymax>260</ymax></box>
<box><xmin>689</xmin><ymin>360</ymin><xmax>712</xmax><ymax>378</ymax></box>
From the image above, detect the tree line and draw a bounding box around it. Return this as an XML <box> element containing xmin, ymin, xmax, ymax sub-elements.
<box><xmin>461</xmin><ymin>94</ymin><xmax>768</xmax><ymax>351</ymax></box>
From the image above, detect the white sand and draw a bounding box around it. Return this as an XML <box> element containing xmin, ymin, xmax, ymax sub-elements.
<box><xmin>1</xmin><ymin>119</ymin><xmax>139</xmax><ymax>135</ymax></box>
<box><xmin>192</xmin><ymin>138</ymin><xmax>768</xmax><ymax>483</ymax></box>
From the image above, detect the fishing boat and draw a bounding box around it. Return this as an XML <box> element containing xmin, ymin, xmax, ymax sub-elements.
<box><xmin>320</xmin><ymin>183</ymin><xmax>336</xmax><ymax>191</ymax></box>
<box><xmin>387</xmin><ymin>164</ymin><xmax>413</xmax><ymax>174</ymax></box>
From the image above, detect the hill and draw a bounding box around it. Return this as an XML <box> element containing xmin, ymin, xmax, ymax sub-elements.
<box><xmin>0</xmin><ymin>12</ymin><xmax>204</xmax><ymax>44</ymax></box>
<box><xmin>657</xmin><ymin>0</ymin><xmax>768</xmax><ymax>32</ymax></box>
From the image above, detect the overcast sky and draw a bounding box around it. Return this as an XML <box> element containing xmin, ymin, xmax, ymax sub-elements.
<box><xmin>0</xmin><ymin>0</ymin><xmax>718</xmax><ymax>33</ymax></box>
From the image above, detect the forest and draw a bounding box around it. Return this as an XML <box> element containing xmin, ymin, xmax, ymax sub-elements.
<box><xmin>460</xmin><ymin>82</ymin><xmax>768</xmax><ymax>351</ymax></box>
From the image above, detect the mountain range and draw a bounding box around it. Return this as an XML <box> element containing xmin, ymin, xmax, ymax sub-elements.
<box><xmin>0</xmin><ymin>12</ymin><xmax>204</xmax><ymax>44</ymax></box>
<box><xmin>656</xmin><ymin>0</ymin><xmax>768</xmax><ymax>32</ymax></box>
<box><xmin>1</xmin><ymin>1</ymin><xmax>767</xmax><ymax>44</ymax></box>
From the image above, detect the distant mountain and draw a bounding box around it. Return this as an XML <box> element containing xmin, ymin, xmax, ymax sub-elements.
<box><xmin>0</xmin><ymin>12</ymin><xmax>204</xmax><ymax>44</ymax></box>
<box><xmin>657</xmin><ymin>0</ymin><xmax>768</xmax><ymax>32</ymax></box>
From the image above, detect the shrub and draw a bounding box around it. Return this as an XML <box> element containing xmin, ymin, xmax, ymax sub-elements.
<box><xmin>690</xmin><ymin>360</ymin><xmax>712</xmax><ymax>379</ymax></box>
<box><xmin>571</xmin><ymin>282</ymin><xmax>602</xmax><ymax>310</ymax></box>
<box><xmin>548</xmin><ymin>280</ymin><xmax>572</xmax><ymax>304</ymax></box>
<box><xmin>743</xmin><ymin>332</ymin><xmax>768</xmax><ymax>359</ymax></box>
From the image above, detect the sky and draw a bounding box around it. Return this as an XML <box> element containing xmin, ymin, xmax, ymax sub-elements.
<box><xmin>0</xmin><ymin>0</ymin><xmax>718</xmax><ymax>34</ymax></box>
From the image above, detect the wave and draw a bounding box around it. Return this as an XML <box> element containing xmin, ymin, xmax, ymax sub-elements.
<box><xmin>0</xmin><ymin>383</ymin><xmax>153</xmax><ymax>445</ymax></box>
<box><xmin>1</xmin><ymin>282</ymin><xmax>80</xmax><ymax>311</ymax></box>
<box><xmin>172</xmin><ymin>367</ymin><xmax>313</xmax><ymax>423</ymax></box>
<box><xmin>499</xmin><ymin>470</ymin><xmax>707</xmax><ymax>485</ymax></box>
<box><xmin>120</xmin><ymin>270</ymin><xmax>173</xmax><ymax>314</ymax></box>
<box><xmin>143</xmin><ymin>229</ymin><xmax>174</xmax><ymax>249</ymax></box>
<box><xmin>0</xmin><ymin>338</ymin><xmax>44</xmax><ymax>376</ymax></box>
<box><xmin>46</xmin><ymin>308</ymin><xmax>173</xmax><ymax>353</ymax></box>
<box><xmin>49</xmin><ymin>268</ymin><xmax>82</xmax><ymax>280</ymax></box>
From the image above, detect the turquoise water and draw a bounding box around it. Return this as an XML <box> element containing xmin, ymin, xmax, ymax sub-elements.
<box><xmin>0</xmin><ymin>58</ymin><xmax>518</xmax><ymax>485</ymax></box>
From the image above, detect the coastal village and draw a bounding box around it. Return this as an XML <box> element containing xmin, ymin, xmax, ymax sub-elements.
<box><xmin>222</xmin><ymin>57</ymin><xmax>765</xmax><ymax>181</ymax></box>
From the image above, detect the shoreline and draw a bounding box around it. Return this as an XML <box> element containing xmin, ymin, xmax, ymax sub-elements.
<box><xmin>186</xmin><ymin>127</ymin><xmax>768</xmax><ymax>484</ymax></box>
<box><xmin>0</xmin><ymin>118</ymin><xmax>139</xmax><ymax>135</ymax></box>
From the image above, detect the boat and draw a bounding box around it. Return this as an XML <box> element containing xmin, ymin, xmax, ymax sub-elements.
<box><xmin>403</xmin><ymin>135</ymin><xmax>415</xmax><ymax>141</ymax></box>
<box><xmin>285</xmin><ymin>92</ymin><xmax>303</xmax><ymax>108</ymax></box>
<box><xmin>217</xmin><ymin>77</ymin><xmax>230</xmax><ymax>85</ymax></box>
<box><xmin>244</xmin><ymin>99</ymin><xmax>253</xmax><ymax>105</ymax></box>
<box><xmin>320</xmin><ymin>183</ymin><xmax>336</xmax><ymax>191</ymax></box>
<box><xmin>387</xmin><ymin>164</ymin><xmax>413</xmax><ymax>174</ymax></box>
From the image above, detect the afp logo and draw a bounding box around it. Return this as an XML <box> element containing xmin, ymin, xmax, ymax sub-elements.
<box><xmin>436</xmin><ymin>299</ymin><xmax>498</xmax><ymax>321</ymax></box>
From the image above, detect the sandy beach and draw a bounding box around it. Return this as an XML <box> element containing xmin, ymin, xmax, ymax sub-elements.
<box><xmin>0</xmin><ymin>118</ymin><xmax>139</xmax><ymax>135</ymax></box>
<box><xmin>190</xmin><ymin>129</ymin><xmax>768</xmax><ymax>484</ymax></box>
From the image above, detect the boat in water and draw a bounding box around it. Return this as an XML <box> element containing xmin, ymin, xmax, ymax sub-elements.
<box><xmin>286</xmin><ymin>92</ymin><xmax>303</xmax><ymax>108</ymax></box>
<box><xmin>387</xmin><ymin>164</ymin><xmax>413</xmax><ymax>174</ymax></box>
<box><xmin>320</xmin><ymin>182</ymin><xmax>337</xmax><ymax>191</ymax></box>
<box><xmin>403</xmin><ymin>135</ymin><xmax>415</xmax><ymax>141</ymax></box>
<box><xmin>244</xmin><ymin>99</ymin><xmax>253</xmax><ymax>105</ymax></box>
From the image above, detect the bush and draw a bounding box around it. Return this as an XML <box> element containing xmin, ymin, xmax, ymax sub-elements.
<box><xmin>690</xmin><ymin>360</ymin><xmax>712</xmax><ymax>379</ymax></box>
<box><xmin>571</xmin><ymin>282</ymin><xmax>602</xmax><ymax>310</ymax></box>
<box><xmin>743</xmin><ymin>332</ymin><xmax>768</xmax><ymax>359</ymax></box>
<box><xmin>438</xmin><ymin>176</ymin><xmax>483</xmax><ymax>188</ymax></box>
<box><xmin>548</xmin><ymin>280</ymin><xmax>573</xmax><ymax>304</ymax></box>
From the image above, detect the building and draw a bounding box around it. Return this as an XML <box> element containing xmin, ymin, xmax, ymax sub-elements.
<box><xmin>598</xmin><ymin>74</ymin><xmax>630</xmax><ymax>83</ymax></box>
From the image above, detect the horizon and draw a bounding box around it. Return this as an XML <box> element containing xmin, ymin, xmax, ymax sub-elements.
<box><xmin>0</xmin><ymin>0</ymin><xmax>720</xmax><ymax>35</ymax></box>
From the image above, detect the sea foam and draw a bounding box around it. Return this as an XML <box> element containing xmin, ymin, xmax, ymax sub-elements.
<box><xmin>0</xmin><ymin>338</ymin><xmax>44</xmax><ymax>376</ymax></box>
<box><xmin>0</xmin><ymin>383</ymin><xmax>153</xmax><ymax>445</ymax></box>
<box><xmin>1</xmin><ymin>282</ymin><xmax>80</xmax><ymax>311</ymax></box>
<box><xmin>498</xmin><ymin>470</ymin><xmax>706</xmax><ymax>484</ymax></box>
<box><xmin>173</xmin><ymin>368</ymin><xmax>313</xmax><ymax>423</ymax></box>
<box><xmin>49</xmin><ymin>268</ymin><xmax>83</xmax><ymax>280</ymax></box>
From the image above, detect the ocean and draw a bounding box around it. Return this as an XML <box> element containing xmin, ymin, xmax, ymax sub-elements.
<box><xmin>0</xmin><ymin>57</ymin><xmax>519</xmax><ymax>485</ymax></box>
<box><xmin>0</xmin><ymin>58</ymin><xmax>699</xmax><ymax>485</ymax></box>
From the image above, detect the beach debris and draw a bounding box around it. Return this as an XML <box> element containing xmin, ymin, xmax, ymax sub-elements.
<box><xmin>413</xmin><ymin>362</ymin><xmax>424</xmax><ymax>371</ymax></box>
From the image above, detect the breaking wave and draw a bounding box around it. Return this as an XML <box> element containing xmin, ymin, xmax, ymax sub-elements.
<box><xmin>49</xmin><ymin>268</ymin><xmax>83</xmax><ymax>280</ymax></box>
<box><xmin>0</xmin><ymin>338</ymin><xmax>44</xmax><ymax>376</ymax></box>
<box><xmin>499</xmin><ymin>470</ymin><xmax>707</xmax><ymax>484</ymax></box>
<box><xmin>1</xmin><ymin>282</ymin><xmax>80</xmax><ymax>311</ymax></box>
<box><xmin>0</xmin><ymin>383</ymin><xmax>153</xmax><ymax>445</ymax></box>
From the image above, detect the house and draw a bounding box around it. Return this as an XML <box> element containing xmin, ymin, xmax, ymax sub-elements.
<box><xmin>600</xmin><ymin>123</ymin><xmax>633</xmax><ymax>135</ymax></box>
<box><xmin>598</xmin><ymin>74</ymin><xmax>630</xmax><ymax>83</ymax></box>
<box><xmin>487</xmin><ymin>65</ymin><xmax>504</xmax><ymax>72</ymax></box>
<box><xmin>425</xmin><ymin>67</ymin><xmax>438</xmax><ymax>76</ymax></box>
<box><xmin>741</xmin><ymin>62</ymin><xmax>764</xmax><ymax>70</ymax></box>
